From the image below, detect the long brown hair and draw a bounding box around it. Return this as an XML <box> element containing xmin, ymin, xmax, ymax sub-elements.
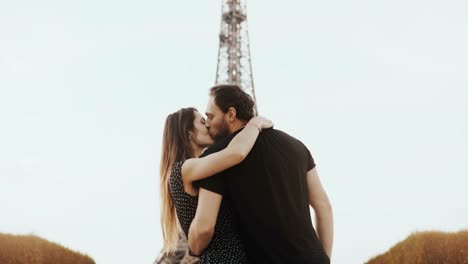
<box><xmin>160</xmin><ymin>107</ymin><xmax>196</xmax><ymax>253</ymax></box>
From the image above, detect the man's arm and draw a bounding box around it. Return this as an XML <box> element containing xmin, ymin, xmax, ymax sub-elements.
<box><xmin>188</xmin><ymin>188</ymin><xmax>223</xmax><ymax>256</ymax></box>
<box><xmin>307</xmin><ymin>167</ymin><xmax>334</xmax><ymax>258</ymax></box>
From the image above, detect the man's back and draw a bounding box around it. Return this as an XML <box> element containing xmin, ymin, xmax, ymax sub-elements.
<box><xmin>196</xmin><ymin>128</ymin><xmax>329</xmax><ymax>264</ymax></box>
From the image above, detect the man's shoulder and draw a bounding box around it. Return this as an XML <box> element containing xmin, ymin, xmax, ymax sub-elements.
<box><xmin>261</xmin><ymin>128</ymin><xmax>309</xmax><ymax>150</ymax></box>
<box><xmin>262</xmin><ymin>128</ymin><xmax>300</xmax><ymax>142</ymax></box>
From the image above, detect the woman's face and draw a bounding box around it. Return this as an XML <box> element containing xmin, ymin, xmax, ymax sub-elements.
<box><xmin>191</xmin><ymin>111</ymin><xmax>214</xmax><ymax>148</ymax></box>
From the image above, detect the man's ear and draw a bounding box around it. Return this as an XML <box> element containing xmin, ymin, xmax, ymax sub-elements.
<box><xmin>227</xmin><ymin>107</ymin><xmax>237</xmax><ymax>121</ymax></box>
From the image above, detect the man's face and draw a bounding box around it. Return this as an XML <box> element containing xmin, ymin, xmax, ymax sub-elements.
<box><xmin>205</xmin><ymin>96</ymin><xmax>230</xmax><ymax>141</ymax></box>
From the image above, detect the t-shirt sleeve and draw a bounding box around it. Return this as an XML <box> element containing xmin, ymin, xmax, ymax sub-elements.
<box><xmin>192</xmin><ymin>136</ymin><xmax>234</xmax><ymax>196</ymax></box>
<box><xmin>194</xmin><ymin>171</ymin><xmax>228</xmax><ymax>195</ymax></box>
<box><xmin>306</xmin><ymin>147</ymin><xmax>316</xmax><ymax>171</ymax></box>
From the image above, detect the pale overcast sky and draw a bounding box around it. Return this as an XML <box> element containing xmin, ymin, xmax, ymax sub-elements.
<box><xmin>1</xmin><ymin>1</ymin><xmax>467</xmax><ymax>263</ymax></box>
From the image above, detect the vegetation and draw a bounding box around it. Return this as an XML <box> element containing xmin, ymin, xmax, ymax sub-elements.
<box><xmin>367</xmin><ymin>230</ymin><xmax>468</xmax><ymax>264</ymax></box>
<box><xmin>0</xmin><ymin>233</ymin><xmax>95</xmax><ymax>264</ymax></box>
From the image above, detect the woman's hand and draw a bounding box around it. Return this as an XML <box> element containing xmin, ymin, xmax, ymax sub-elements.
<box><xmin>248</xmin><ymin>116</ymin><xmax>274</xmax><ymax>130</ymax></box>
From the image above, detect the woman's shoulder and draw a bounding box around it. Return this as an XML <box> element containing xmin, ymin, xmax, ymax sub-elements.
<box><xmin>172</xmin><ymin>160</ymin><xmax>185</xmax><ymax>170</ymax></box>
<box><xmin>169</xmin><ymin>160</ymin><xmax>186</xmax><ymax>184</ymax></box>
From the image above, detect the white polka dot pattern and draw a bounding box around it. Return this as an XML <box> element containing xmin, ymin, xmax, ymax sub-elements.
<box><xmin>169</xmin><ymin>161</ymin><xmax>249</xmax><ymax>264</ymax></box>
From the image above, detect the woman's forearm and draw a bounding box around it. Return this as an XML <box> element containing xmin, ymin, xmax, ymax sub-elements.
<box><xmin>225</xmin><ymin>122</ymin><xmax>261</xmax><ymax>158</ymax></box>
<box><xmin>181</xmin><ymin>117</ymin><xmax>270</xmax><ymax>184</ymax></box>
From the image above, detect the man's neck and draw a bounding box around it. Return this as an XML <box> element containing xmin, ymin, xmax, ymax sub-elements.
<box><xmin>230</xmin><ymin>120</ymin><xmax>248</xmax><ymax>133</ymax></box>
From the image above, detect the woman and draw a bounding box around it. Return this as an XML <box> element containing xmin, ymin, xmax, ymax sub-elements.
<box><xmin>160</xmin><ymin>107</ymin><xmax>272</xmax><ymax>263</ymax></box>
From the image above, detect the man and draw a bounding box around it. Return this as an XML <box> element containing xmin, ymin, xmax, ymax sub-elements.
<box><xmin>188</xmin><ymin>84</ymin><xmax>333</xmax><ymax>263</ymax></box>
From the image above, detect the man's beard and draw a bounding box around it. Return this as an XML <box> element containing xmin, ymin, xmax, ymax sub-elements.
<box><xmin>209</xmin><ymin>119</ymin><xmax>230</xmax><ymax>142</ymax></box>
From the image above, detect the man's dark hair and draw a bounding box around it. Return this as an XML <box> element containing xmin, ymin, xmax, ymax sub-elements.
<box><xmin>209</xmin><ymin>84</ymin><xmax>255</xmax><ymax>121</ymax></box>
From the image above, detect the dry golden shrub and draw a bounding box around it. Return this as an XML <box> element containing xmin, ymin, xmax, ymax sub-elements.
<box><xmin>0</xmin><ymin>233</ymin><xmax>95</xmax><ymax>264</ymax></box>
<box><xmin>366</xmin><ymin>230</ymin><xmax>468</xmax><ymax>264</ymax></box>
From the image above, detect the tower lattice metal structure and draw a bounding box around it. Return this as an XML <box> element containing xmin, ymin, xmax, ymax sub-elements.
<box><xmin>215</xmin><ymin>0</ymin><xmax>258</xmax><ymax>114</ymax></box>
<box><xmin>155</xmin><ymin>1</ymin><xmax>257</xmax><ymax>263</ymax></box>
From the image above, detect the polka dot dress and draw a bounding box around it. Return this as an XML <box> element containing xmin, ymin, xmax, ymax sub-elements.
<box><xmin>169</xmin><ymin>161</ymin><xmax>249</xmax><ymax>264</ymax></box>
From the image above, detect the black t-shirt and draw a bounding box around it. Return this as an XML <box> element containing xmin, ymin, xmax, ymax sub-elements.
<box><xmin>194</xmin><ymin>128</ymin><xmax>330</xmax><ymax>264</ymax></box>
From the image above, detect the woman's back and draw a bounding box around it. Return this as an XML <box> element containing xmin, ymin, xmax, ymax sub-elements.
<box><xmin>169</xmin><ymin>161</ymin><xmax>248</xmax><ymax>264</ymax></box>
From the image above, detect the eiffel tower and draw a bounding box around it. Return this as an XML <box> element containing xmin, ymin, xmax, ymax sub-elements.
<box><xmin>155</xmin><ymin>1</ymin><xmax>257</xmax><ymax>263</ymax></box>
<box><xmin>215</xmin><ymin>0</ymin><xmax>258</xmax><ymax>114</ymax></box>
